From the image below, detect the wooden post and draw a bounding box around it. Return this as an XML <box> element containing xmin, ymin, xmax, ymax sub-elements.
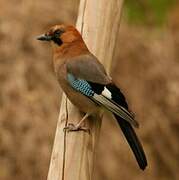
<box><xmin>47</xmin><ymin>0</ymin><xmax>124</xmax><ymax>180</ymax></box>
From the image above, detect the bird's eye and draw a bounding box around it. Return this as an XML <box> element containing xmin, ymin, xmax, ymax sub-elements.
<box><xmin>54</xmin><ymin>29</ymin><xmax>65</xmax><ymax>37</ymax></box>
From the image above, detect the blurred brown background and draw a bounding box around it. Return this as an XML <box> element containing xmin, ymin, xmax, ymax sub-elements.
<box><xmin>0</xmin><ymin>0</ymin><xmax>179</xmax><ymax>180</ymax></box>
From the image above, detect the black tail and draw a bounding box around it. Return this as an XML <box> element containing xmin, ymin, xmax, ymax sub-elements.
<box><xmin>106</xmin><ymin>84</ymin><xmax>147</xmax><ymax>170</ymax></box>
<box><xmin>114</xmin><ymin>115</ymin><xmax>147</xmax><ymax>170</ymax></box>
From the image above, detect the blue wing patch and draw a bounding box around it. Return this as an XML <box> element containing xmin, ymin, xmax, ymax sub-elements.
<box><xmin>67</xmin><ymin>73</ymin><xmax>94</xmax><ymax>97</ymax></box>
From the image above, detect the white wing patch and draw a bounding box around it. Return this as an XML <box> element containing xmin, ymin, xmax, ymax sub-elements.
<box><xmin>102</xmin><ymin>87</ymin><xmax>112</xmax><ymax>99</ymax></box>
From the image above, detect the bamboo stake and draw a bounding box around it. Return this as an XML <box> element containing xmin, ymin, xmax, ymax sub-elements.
<box><xmin>47</xmin><ymin>0</ymin><xmax>124</xmax><ymax>180</ymax></box>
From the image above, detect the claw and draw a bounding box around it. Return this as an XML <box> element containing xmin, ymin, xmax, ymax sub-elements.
<box><xmin>63</xmin><ymin>123</ymin><xmax>90</xmax><ymax>133</ymax></box>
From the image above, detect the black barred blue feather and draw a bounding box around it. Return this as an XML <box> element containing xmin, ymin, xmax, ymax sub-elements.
<box><xmin>67</xmin><ymin>73</ymin><xmax>94</xmax><ymax>97</ymax></box>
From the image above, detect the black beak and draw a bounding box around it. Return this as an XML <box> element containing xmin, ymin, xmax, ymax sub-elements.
<box><xmin>36</xmin><ymin>34</ymin><xmax>52</xmax><ymax>41</ymax></box>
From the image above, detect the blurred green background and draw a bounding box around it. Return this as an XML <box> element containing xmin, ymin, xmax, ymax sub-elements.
<box><xmin>0</xmin><ymin>0</ymin><xmax>179</xmax><ymax>180</ymax></box>
<box><xmin>125</xmin><ymin>0</ymin><xmax>176</xmax><ymax>25</ymax></box>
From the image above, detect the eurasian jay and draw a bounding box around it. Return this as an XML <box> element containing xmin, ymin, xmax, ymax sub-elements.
<box><xmin>37</xmin><ymin>24</ymin><xmax>147</xmax><ymax>170</ymax></box>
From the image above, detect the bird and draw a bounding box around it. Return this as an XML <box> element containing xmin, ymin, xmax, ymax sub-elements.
<box><xmin>37</xmin><ymin>24</ymin><xmax>147</xmax><ymax>170</ymax></box>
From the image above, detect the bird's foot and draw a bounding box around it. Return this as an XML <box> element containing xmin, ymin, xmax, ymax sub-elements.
<box><xmin>63</xmin><ymin>123</ymin><xmax>90</xmax><ymax>133</ymax></box>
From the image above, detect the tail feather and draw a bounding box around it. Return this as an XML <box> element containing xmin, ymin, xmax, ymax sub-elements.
<box><xmin>114</xmin><ymin>114</ymin><xmax>147</xmax><ymax>170</ymax></box>
<box><xmin>106</xmin><ymin>83</ymin><xmax>147</xmax><ymax>170</ymax></box>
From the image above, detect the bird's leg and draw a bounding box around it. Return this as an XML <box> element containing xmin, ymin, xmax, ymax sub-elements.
<box><xmin>64</xmin><ymin>113</ymin><xmax>90</xmax><ymax>133</ymax></box>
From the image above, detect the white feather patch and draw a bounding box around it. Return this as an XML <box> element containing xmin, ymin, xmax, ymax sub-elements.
<box><xmin>102</xmin><ymin>87</ymin><xmax>112</xmax><ymax>99</ymax></box>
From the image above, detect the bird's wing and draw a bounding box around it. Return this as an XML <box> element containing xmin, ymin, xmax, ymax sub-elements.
<box><xmin>66</xmin><ymin>54</ymin><xmax>139</xmax><ymax>128</ymax></box>
<box><xmin>66</xmin><ymin>54</ymin><xmax>111</xmax><ymax>84</ymax></box>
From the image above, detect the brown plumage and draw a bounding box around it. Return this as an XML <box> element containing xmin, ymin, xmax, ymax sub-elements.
<box><xmin>37</xmin><ymin>24</ymin><xmax>147</xmax><ymax>170</ymax></box>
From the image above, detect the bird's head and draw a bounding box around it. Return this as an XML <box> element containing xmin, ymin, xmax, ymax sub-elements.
<box><xmin>37</xmin><ymin>24</ymin><xmax>83</xmax><ymax>47</ymax></box>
